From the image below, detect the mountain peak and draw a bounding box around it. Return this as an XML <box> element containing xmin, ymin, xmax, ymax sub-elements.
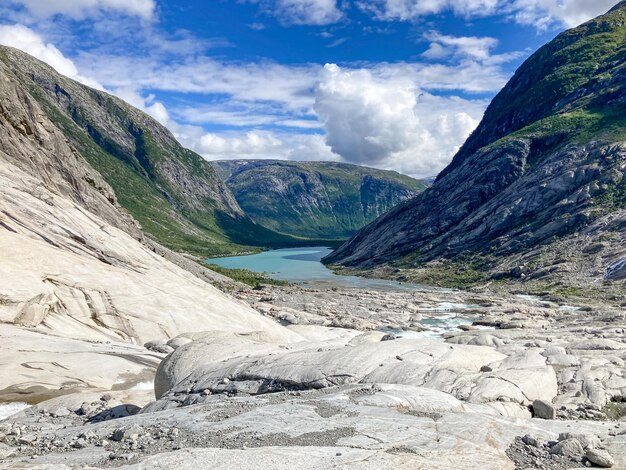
<box><xmin>438</xmin><ymin>2</ymin><xmax>626</xmax><ymax>181</ymax></box>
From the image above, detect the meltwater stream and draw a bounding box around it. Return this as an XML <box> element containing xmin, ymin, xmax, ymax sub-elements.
<box><xmin>208</xmin><ymin>247</ymin><xmax>486</xmax><ymax>338</ymax></box>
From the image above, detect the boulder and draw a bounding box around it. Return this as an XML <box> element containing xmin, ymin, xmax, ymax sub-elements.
<box><xmin>549</xmin><ymin>438</ymin><xmax>584</xmax><ymax>459</ymax></box>
<box><xmin>586</xmin><ymin>448</ymin><xmax>615</xmax><ymax>468</ymax></box>
<box><xmin>532</xmin><ymin>399</ymin><xmax>556</xmax><ymax>419</ymax></box>
<box><xmin>156</xmin><ymin>337</ymin><xmax>506</xmax><ymax>400</ymax></box>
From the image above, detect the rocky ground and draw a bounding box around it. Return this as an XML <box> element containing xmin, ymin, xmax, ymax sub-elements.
<box><xmin>0</xmin><ymin>282</ymin><xmax>624</xmax><ymax>469</ymax></box>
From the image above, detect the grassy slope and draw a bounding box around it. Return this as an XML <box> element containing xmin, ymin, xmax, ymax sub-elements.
<box><xmin>441</xmin><ymin>3</ymin><xmax>626</xmax><ymax>179</ymax></box>
<box><xmin>0</xmin><ymin>48</ymin><xmax>326</xmax><ymax>257</ymax></box>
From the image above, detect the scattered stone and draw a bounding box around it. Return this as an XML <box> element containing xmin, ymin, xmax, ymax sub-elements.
<box><xmin>549</xmin><ymin>438</ymin><xmax>584</xmax><ymax>459</ymax></box>
<box><xmin>50</xmin><ymin>407</ymin><xmax>70</xmax><ymax>418</ymax></box>
<box><xmin>72</xmin><ymin>438</ymin><xmax>87</xmax><ymax>449</ymax></box>
<box><xmin>0</xmin><ymin>443</ymin><xmax>16</xmax><ymax>459</ymax></box>
<box><xmin>558</xmin><ymin>433</ymin><xmax>600</xmax><ymax>450</ymax></box>
<box><xmin>17</xmin><ymin>434</ymin><xmax>36</xmax><ymax>446</ymax></box>
<box><xmin>521</xmin><ymin>434</ymin><xmax>540</xmax><ymax>447</ymax></box>
<box><xmin>111</xmin><ymin>424</ymin><xmax>144</xmax><ymax>442</ymax></box>
<box><xmin>532</xmin><ymin>399</ymin><xmax>556</xmax><ymax>419</ymax></box>
<box><xmin>586</xmin><ymin>448</ymin><xmax>614</xmax><ymax>468</ymax></box>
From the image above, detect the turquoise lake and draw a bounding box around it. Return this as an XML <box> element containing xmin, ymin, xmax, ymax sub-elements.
<box><xmin>207</xmin><ymin>247</ymin><xmax>486</xmax><ymax>337</ymax></box>
<box><xmin>207</xmin><ymin>246</ymin><xmax>444</xmax><ymax>292</ymax></box>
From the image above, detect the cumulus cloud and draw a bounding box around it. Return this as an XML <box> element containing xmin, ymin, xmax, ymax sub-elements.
<box><xmin>113</xmin><ymin>88</ymin><xmax>170</xmax><ymax>125</ymax></box>
<box><xmin>244</xmin><ymin>0</ymin><xmax>343</xmax><ymax>25</ymax></box>
<box><xmin>357</xmin><ymin>0</ymin><xmax>621</xmax><ymax>29</ymax></box>
<box><xmin>0</xmin><ymin>24</ymin><xmax>103</xmax><ymax>89</ymax></box>
<box><xmin>507</xmin><ymin>0</ymin><xmax>620</xmax><ymax>28</ymax></box>
<box><xmin>174</xmin><ymin>127</ymin><xmax>339</xmax><ymax>162</ymax></box>
<box><xmin>70</xmin><ymin>34</ymin><xmax>518</xmax><ymax>176</ymax></box>
<box><xmin>8</xmin><ymin>0</ymin><xmax>155</xmax><ymax>20</ymax></box>
<box><xmin>0</xmin><ymin>19</ymin><xmax>523</xmax><ymax>177</ymax></box>
<box><xmin>314</xmin><ymin>64</ymin><xmax>486</xmax><ymax>177</ymax></box>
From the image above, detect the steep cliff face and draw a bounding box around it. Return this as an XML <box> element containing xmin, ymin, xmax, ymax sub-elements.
<box><xmin>0</xmin><ymin>46</ymin><xmax>300</xmax><ymax>256</ymax></box>
<box><xmin>0</xmin><ymin>56</ymin><xmax>139</xmax><ymax>238</ymax></box>
<box><xmin>326</xmin><ymin>3</ymin><xmax>626</xmax><ymax>284</ymax></box>
<box><xmin>212</xmin><ymin>160</ymin><xmax>426</xmax><ymax>239</ymax></box>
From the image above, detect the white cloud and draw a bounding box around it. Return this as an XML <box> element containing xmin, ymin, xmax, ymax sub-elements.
<box><xmin>507</xmin><ymin>0</ymin><xmax>620</xmax><ymax>28</ymax></box>
<box><xmin>174</xmin><ymin>103</ymin><xmax>321</xmax><ymax>129</ymax></box>
<box><xmin>422</xmin><ymin>32</ymin><xmax>498</xmax><ymax>61</ymax></box>
<box><xmin>113</xmin><ymin>88</ymin><xmax>170</xmax><ymax>125</ymax></box>
<box><xmin>69</xmin><ymin>39</ymin><xmax>519</xmax><ymax>176</ymax></box>
<box><xmin>9</xmin><ymin>0</ymin><xmax>155</xmax><ymax>20</ymax></box>
<box><xmin>314</xmin><ymin>64</ymin><xmax>486</xmax><ymax>177</ymax></box>
<box><xmin>0</xmin><ymin>24</ymin><xmax>103</xmax><ymax>89</ymax></box>
<box><xmin>0</xmin><ymin>21</ymin><xmax>524</xmax><ymax>178</ymax></box>
<box><xmin>245</xmin><ymin>0</ymin><xmax>343</xmax><ymax>25</ymax></box>
<box><xmin>75</xmin><ymin>54</ymin><xmax>320</xmax><ymax>112</ymax></box>
<box><xmin>0</xmin><ymin>24</ymin><xmax>171</xmax><ymax>126</ymax></box>
<box><xmin>357</xmin><ymin>0</ymin><xmax>621</xmax><ymax>29</ymax></box>
<box><xmin>175</xmin><ymin>127</ymin><xmax>339</xmax><ymax>162</ymax></box>
<box><xmin>358</xmin><ymin>0</ymin><xmax>499</xmax><ymax>21</ymax></box>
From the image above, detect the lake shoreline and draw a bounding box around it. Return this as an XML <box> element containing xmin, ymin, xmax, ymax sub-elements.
<box><xmin>207</xmin><ymin>246</ymin><xmax>447</xmax><ymax>292</ymax></box>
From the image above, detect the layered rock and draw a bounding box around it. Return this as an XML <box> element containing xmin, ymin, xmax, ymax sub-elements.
<box><xmin>0</xmin><ymin>54</ymin><xmax>300</xmax><ymax>401</ymax></box>
<box><xmin>326</xmin><ymin>3</ymin><xmax>626</xmax><ymax>288</ymax></box>
<box><xmin>0</xmin><ymin>45</ymin><xmax>299</xmax><ymax>257</ymax></box>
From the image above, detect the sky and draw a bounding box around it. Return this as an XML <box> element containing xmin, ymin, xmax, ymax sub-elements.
<box><xmin>0</xmin><ymin>0</ymin><xmax>620</xmax><ymax>178</ymax></box>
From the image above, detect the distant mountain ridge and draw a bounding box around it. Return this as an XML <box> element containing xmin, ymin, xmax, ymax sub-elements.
<box><xmin>212</xmin><ymin>160</ymin><xmax>427</xmax><ymax>240</ymax></box>
<box><xmin>326</xmin><ymin>2</ymin><xmax>626</xmax><ymax>287</ymax></box>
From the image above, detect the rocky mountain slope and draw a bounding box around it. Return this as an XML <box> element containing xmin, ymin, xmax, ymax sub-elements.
<box><xmin>326</xmin><ymin>2</ymin><xmax>626</xmax><ymax>290</ymax></box>
<box><xmin>0</xmin><ymin>48</ymin><xmax>301</xmax><ymax>403</ymax></box>
<box><xmin>212</xmin><ymin>160</ymin><xmax>426</xmax><ymax>239</ymax></box>
<box><xmin>0</xmin><ymin>46</ymin><xmax>304</xmax><ymax>257</ymax></box>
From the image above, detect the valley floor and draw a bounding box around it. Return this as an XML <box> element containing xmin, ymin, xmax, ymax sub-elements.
<box><xmin>1</xmin><ymin>281</ymin><xmax>624</xmax><ymax>469</ymax></box>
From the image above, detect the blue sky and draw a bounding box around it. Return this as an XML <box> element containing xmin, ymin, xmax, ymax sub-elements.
<box><xmin>0</xmin><ymin>0</ymin><xmax>620</xmax><ymax>177</ymax></box>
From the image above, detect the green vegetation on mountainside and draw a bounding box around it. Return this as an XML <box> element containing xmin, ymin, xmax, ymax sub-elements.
<box><xmin>214</xmin><ymin>160</ymin><xmax>427</xmax><ymax>239</ymax></box>
<box><xmin>326</xmin><ymin>2</ymin><xmax>626</xmax><ymax>295</ymax></box>
<box><xmin>204</xmin><ymin>264</ymin><xmax>289</xmax><ymax>288</ymax></box>
<box><xmin>0</xmin><ymin>47</ymin><xmax>316</xmax><ymax>257</ymax></box>
<box><xmin>441</xmin><ymin>2</ymin><xmax>626</xmax><ymax>179</ymax></box>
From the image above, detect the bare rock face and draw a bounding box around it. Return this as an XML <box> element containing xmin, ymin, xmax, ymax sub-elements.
<box><xmin>151</xmin><ymin>333</ymin><xmax>561</xmax><ymax>414</ymax></box>
<box><xmin>0</xmin><ymin>55</ymin><xmax>301</xmax><ymax>401</ymax></box>
<box><xmin>0</xmin><ymin>56</ymin><xmax>138</xmax><ymax>237</ymax></box>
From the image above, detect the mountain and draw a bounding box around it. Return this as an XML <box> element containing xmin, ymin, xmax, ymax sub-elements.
<box><xmin>212</xmin><ymin>160</ymin><xmax>427</xmax><ymax>239</ymax></box>
<box><xmin>0</xmin><ymin>46</ymin><xmax>305</xmax><ymax>257</ymax></box>
<box><xmin>0</xmin><ymin>48</ymin><xmax>300</xmax><ymax>400</ymax></box>
<box><xmin>326</xmin><ymin>3</ymin><xmax>626</xmax><ymax>288</ymax></box>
